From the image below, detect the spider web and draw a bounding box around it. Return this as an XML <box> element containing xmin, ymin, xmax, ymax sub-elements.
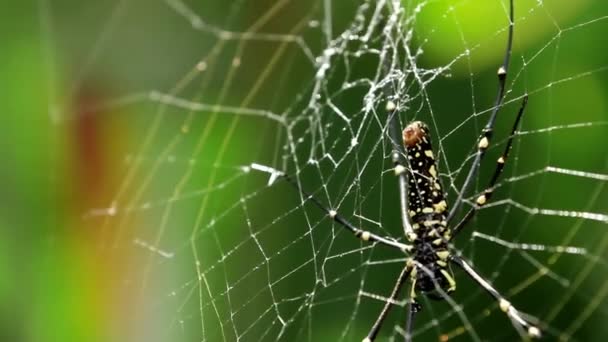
<box><xmin>42</xmin><ymin>0</ymin><xmax>608</xmax><ymax>341</ymax></box>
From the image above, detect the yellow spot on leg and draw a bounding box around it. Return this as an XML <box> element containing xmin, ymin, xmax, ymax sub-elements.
<box><xmin>440</xmin><ymin>270</ymin><xmax>456</xmax><ymax>292</ymax></box>
<box><xmin>476</xmin><ymin>195</ymin><xmax>487</xmax><ymax>206</ymax></box>
<box><xmin>498</xmin><ymin>66</ymin><xmax>507</xmax><ymax>77</ymax></box>
<box><xmin>361</xmin><ymin>231</ymin><xmax>371</xmax><ymax>241</ymax></box>
<box><xmin>528</xmin><ymin>327</ymin><xmax>541</xmax><ymax>338</ymax></box>
<box><xmin>394</xmin><ymin>164</ymin><xmax>406</xmax><ymax>175</ymax></box>
<box><xmin>478</xmin><ymin>137</ymin><xmax>489</xmax><ymax>149</ymax></box>
<box><xmin>499</xmin><ymin>299</ymin><xmax>511</xmax><ymax>312</ymax></box>
<box><xmin>410</xmin><ymin>278</ymin><xmax>417</xmax><ymax>299</ymax></box>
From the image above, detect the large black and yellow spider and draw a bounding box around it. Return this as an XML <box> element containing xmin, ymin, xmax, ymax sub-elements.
<box><xmin>253</xmin><ymin>0</ymin><xmax>539</xmax><ymax>340</ymax></box>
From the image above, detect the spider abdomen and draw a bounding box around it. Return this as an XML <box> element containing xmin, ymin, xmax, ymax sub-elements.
<box><xmin>403</xmin><ymin>121</ymin><xmax>456</xmax><ymax>297</ymax></box>
<box><xmin>403</xmin><ymin>121</ymin><xmax>452</xmax><ymax>241</ymax></box>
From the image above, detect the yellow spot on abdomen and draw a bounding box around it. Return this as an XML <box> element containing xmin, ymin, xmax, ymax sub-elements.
<box><xmin>433</xmin><ymin>200</ymin><xmax>448</xmax><ymax>213</ymax></box>
<box><xmin>429</xmin><ymin>165</ymin><xmax>437</xmax><ymax>178</ymax></box>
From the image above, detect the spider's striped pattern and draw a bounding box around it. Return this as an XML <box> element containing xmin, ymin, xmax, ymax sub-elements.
<box><xmin>401</xmin><ymin>121</ymin><xmax>454</xmax><ymax>298</ymax></box>
<box><xmin>253</xmin><ymin>0</ymin><xmax>541</xmax><ymax>340</ymax></box>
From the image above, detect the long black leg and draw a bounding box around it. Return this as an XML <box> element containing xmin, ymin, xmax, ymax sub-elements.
<box><xmin>447</xmin><ymin>0</ymin><xmax>516</xmax><ymax>223</ymax></box>
<box><xmin>364</xmin><ymin>263</ymin><xmax>413</xmax><ymax>342</ymax></box>
<box><xmin>404</xmin><ymin>294</ymin><xmax>421</xmax><ymax>342</ymax></box>
<box><xmin>378</xmin><ymin>4</ymin><xmax>417</xmax><ymax>242</ymax></box>
<box><xmin>381</xmin><ymin>33</ymin><xmax>416</xmax><ymax>241</ymax></box>
<box><xmin>250</xmin><ymin>164</ymin><xmax>412</xmax><ymax>253</ymax></box>
<box><xmin>452</xmin><ymin>95</ymin><xmax>528</xmax><ymax>236</ymax></box>
<box><xmin>450</xmin><ymin>255</ymin><xmax>541</xmax><ymax>338</ymax></box>
<box><xmin>387</xmin><ymin>105</ymin><xmax>416</xmax><ymax>241</ymax></box>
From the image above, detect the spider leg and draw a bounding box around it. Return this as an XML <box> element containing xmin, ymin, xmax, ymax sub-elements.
<box><xmin>447</xmin><ymin>0</ymin><xmax>516</xmax><ymax>223</ymax></box>
<box><xmin>250</xmin><ymin>164</ymin><xmax>412</xmax><ymax>253</ymax></box>
<box><xmin>387</xmin><ymin>105</ymin><xmax>416</xmax><ymax>241</ymax></box>
<box><xmin>452</xmin><ymin>95</ymin><xmax>528</xmax><ymax>237</ymax></box>
<box><xmin>380</xmin><ymin>28</ymin><xmax>417</xmax><ymax>242</ymax></box>
<box><xmin>383</xmin><ymin>68</ymin><xmax>417</xmax><ymax>242</ymax></box>
<box><xmin>404</xmin><ymin>290</ymin><xmax>421</xmax><ymax>342</ymax></box>
<box><xmin>364</xmin><ymin>262</ymin><xmax>414</xmax><ymax>342</ymax></box>
<box><xmin>450</xmin><ymin>255</ymin><xmax>541</xmax><ymax>338</ymax></box>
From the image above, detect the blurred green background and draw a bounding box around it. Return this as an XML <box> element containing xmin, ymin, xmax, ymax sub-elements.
<box><xmin>1</xmin><ymin>0</ymin><xmax>607</xmax><ymax>341</ymax></box>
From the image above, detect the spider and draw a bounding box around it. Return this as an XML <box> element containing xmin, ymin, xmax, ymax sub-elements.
<box><xmin>252</xmin><ymin>0</ymin><xmax>540</xmax><ymax>340</ymax></box>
